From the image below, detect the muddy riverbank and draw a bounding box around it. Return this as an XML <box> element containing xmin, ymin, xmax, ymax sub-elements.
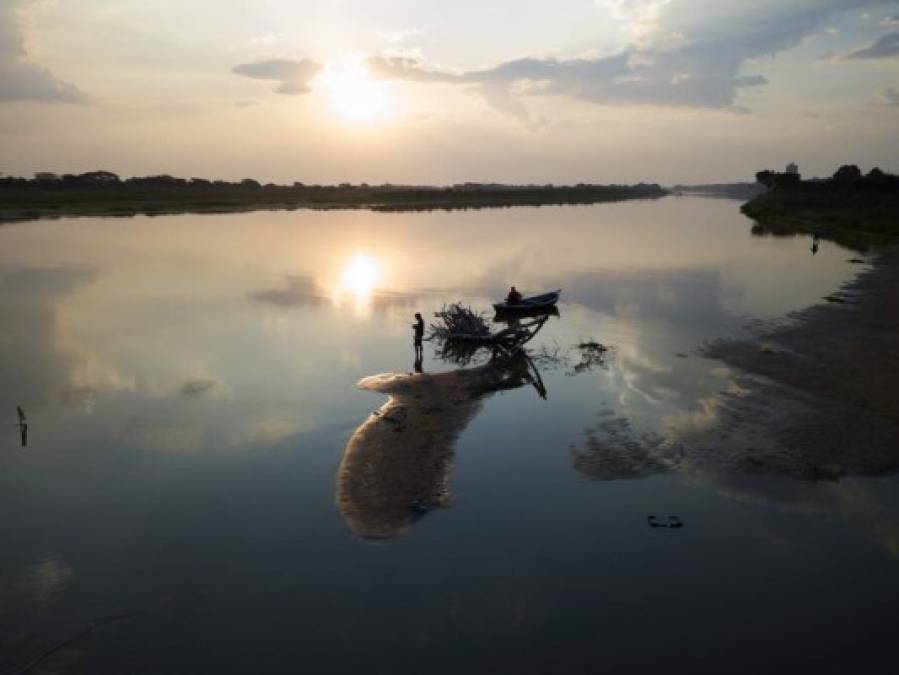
<box><xmin>703</xmin><ymin>247</ymin><xmax>899</xmax><ymax>479</ymax></box>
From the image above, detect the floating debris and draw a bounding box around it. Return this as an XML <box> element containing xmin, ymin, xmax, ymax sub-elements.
<box><xmin>4</xmin><ymin>609</ymin><xmax>147</xmax><ymax>675</ymax></box>
<box><xmin>568</xmin><ymin>340</ymin><xmax>610</xmax><ymax>375</ymax></box>
<box><xmin>647</xmin><ymin>514</ymin><xmax>684</xmax><ymax>528</ymax></box>
<box><xmin>807</xmin><ymin>464</ymin><xmax>846</xmax><ymax>482</ymax></box>
<box><xmin>15</xmin><ymin>405</ymin><xmax>28</xmax><ymax>448</ymax></box>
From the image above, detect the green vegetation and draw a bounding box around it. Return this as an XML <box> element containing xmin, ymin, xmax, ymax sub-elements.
<box><xmin>0</xmin><ymin>172</ymin><xmax>666</xmax><ymax>223</ymax></box>
<box><xmin>742</xmin><ymin>165</ymin><xmax>899</xmax><ymax>248</ymax></box>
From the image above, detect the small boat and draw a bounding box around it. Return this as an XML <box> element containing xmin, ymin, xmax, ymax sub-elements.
<box><xmin>492</xmin><ymin>305</ymin><xmax>559</xmax><ymax>323</ymax></box>
<box><xmin>493</xmin><ymin>289</ymin><xmax>561</xmax><ymax>314</ymax></box>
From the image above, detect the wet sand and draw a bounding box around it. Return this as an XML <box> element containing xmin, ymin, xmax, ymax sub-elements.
<box><xmin>704</xmin><ymin>246</ymin><xmax>899</xmax><ymax>478</ymax></box>
<box><xmin>336</xmin><ymin>360</ymin><xmax>536</xmax><ymax>538</ymax></box>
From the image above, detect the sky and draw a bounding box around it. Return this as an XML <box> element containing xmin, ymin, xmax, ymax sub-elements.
<box><xmin>1</xmin><ymin>0</ymin><xmax>898</xmax><ymax>184</ymax></box>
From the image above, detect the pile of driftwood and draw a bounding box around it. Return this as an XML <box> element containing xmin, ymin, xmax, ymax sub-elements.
<box><xmin>427</xmin><ymin>303</ymin><xmax>550</xmax><ymax>363</ymax></box>
<box><xmin>427</xmin><ymin>303</ymin><xmax>491</xmax><ymax>342</ymax></box>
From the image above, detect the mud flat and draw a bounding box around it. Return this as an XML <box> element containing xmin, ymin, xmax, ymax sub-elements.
<box><xmin>703</xmin><ymin>247</ymin><xmax>899</xmax><ymax>479</ymax></box>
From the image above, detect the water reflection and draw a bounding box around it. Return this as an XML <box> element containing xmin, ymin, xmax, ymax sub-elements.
<box><xmin>336</xmin><ymin>356</ymin><xmax>545</xmax><ymax>539</ymax></box>
<box><xmin>251</xmin><ymin>271</ymin><xmax>419</xmax><ymax>319</ymax></box>
<box><xmin>0</xmin><ymin>266</ymin><xmax>98</xmax><ymax>415</ymax></box>
<box><xmin>250</xmin><ymin>275</ymin><xmax>327</xmax><ymax>308</ymax></box>
<box><xmin>339</xmin><ymin>254</ymin><xmax>382</xmax><ymax>298</ymax></box>
<box><xmin>3</xmin><ymin>200</ymin><xmax>889</xmax><ymax>672</ymax></box>
<box><xmin>572</xmin><ymin>413</ymin><xmax>683</xmax><ymax>480</ymax></box>
<box><xmin>331</xmin><ymin>254</ymin><xmax>384</xmax><ymax>317</ymax></box>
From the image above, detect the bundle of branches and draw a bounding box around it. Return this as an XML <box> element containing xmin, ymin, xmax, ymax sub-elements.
<box><xmin>427</xmin><ymin>303</ymin><xmax>491</xmax><ymax>342</ymax></box>
<box><xmin>428</xmin><ymin>303</ymin><xmax>553</xmax><ymax>367</ymax></box>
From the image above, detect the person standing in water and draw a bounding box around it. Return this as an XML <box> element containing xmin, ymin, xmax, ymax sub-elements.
<box><xmin>412</xmin><ymin>313</ymin><xmax>425</xmax><ymax>368</ymax></box>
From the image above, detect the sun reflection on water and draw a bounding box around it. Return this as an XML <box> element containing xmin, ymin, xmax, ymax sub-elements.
<box><xmin>336</xmin><ymin>254</ymin><xmax>383</xmax><ymax>315</ymax></box>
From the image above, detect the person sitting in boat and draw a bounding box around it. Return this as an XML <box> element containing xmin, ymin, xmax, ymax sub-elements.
<box><xmin>506</xmin><ymin>286</ymin><xmax>522</xmax><ymax>305</ymax></box>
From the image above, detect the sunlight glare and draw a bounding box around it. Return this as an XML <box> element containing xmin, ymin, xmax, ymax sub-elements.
<box><xmin>318</xmin><ymin>58</ymin><xmax>390</xmax><ymax>124</ymax></box>
<box><xmin>340</xmin><ymin>254</ymin><xmax>382</xmax><ymax>298</ymax></box>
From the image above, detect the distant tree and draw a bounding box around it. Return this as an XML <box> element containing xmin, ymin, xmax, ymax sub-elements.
<box><xmin>755</xmin><ymin>170</ymin><xmax>776</xmax><ymax>188</ymax></box>
<box><xmin>859</xmin><ymin>166</ymin><xmax>899</xmax><ymax>193</ymax></box>
<box><xmin>189</xmin><ymin>177</ymin><xmax>212</xmax><ymax>187</ymax></box>
<box><xmin>240</xmin><ymin>178</ymin><xmax>261</xmax><ymax>188</ymax></box>
<box><xmin>79</xmin><ymin>170</ymin><xmax>120</xmax><ymax>184</ymax></box>
<box><xmin>832</xmin><ymin>164</ymin><xmax>862</xmax><ymax>186</ymax></box>
<box><xmin>34</xmin><ymin>172</ymin><xmax>60</xmax><ymax>182</ymax></box>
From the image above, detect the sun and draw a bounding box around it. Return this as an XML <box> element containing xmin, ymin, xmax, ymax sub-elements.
<box><xmin>317</xmin><ymin>58</ymin><xmax>390</xmax><ymax>123</ymax></box>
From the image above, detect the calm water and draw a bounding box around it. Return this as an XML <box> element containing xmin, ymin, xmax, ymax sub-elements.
<box><xmin>1</xmin><ymin>198</ymin><xmax>897</xmax><ymax>673</ymax></box>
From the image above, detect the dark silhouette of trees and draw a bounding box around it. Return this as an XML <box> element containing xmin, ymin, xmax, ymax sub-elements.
<box><xmin>0</xmin><ymin>169</ymin><xmax>669</xmax><ymax>223</ymax></box>
<box><xmin>756</xmin><ymin>170</ymin><xmax>775</xmax><ymax>188</ymax></box>
<box><xmin>755</xmin><ymin>169</ymin><xmax>799</xmax><ymax>190</ymax></box>
<box><xmin>832</xmin><ymin>164</ymin><xmax>862</xmax><ymax>186</ymax></box>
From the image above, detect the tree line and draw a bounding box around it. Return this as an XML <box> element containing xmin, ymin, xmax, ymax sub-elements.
<box><xmin>755</xmin><ymin>165</ymin><xmax>899</xmax><ymax>194</ymax></box>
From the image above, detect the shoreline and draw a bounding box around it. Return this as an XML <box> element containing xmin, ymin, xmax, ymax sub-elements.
<box><xmin>703</xmin><ymin>245</ymin><xmax>899</xmax><ymax>479</ymax></box>
<box><xmin>0</xmin><ymin>195</ymin><xmax>659</xmax><ymax>225</ymax></box>
<box><xmin>0</xmin><ymin>184</ymin><xmax>666</xmax><ymax>225</ymax></box>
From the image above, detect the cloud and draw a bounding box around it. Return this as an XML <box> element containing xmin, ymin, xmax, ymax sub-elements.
<box><xmin>248</xmin><ymin>33</ymin><xmax>280</xmax><ymax>47</ymax></box>
<box><xmin>232</xmin><ymin>58</ymin><xmax>322</xmax><ymax>95</ymax></box>
<box><xmin>370</xmin><ymin>46</ymin><xmax>763</xmax><ymax>112</ymax></box>
<box><xmin>881</xmin><ymin>15</ymin><xmax>899</xmax><ymax>27</ymax></box>
<box><xmin>846</xmin><ymin>32</ymin><xmax>899</xmax><ymax>59</ymax></box>
<box><xmin>378</xmin><ymin>27</ymin><xmax>422</xmax><ymax>44</ymax></box>
<box><xmin>876</xmin><ymin>87</ymin><xmax>899</xmax><ymax>106</ymax></box>
<box><xmin>0</xmin><ymin>1</ymin><xmax>85</xmax><ymax>103</ymax></box>
<box><xmin>180</xmin><ymin>377</ymin><xmax>225</xmax><ymax>397</ymax></box>
<box><xmin>598</xmin><ymin>0</ymin><xmax>673</xmax><ymax>40</ymax></box>
<box><xmin>369</xmin><ymin>1</ymin><xmax>890</xmax><ymax>117</ymax></box>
